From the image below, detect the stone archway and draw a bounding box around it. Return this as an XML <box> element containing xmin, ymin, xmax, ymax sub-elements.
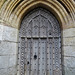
<box><xmin>0</xmin><ymin>1</ymin><xmax>75</xmax><ymax>75</ymax></box>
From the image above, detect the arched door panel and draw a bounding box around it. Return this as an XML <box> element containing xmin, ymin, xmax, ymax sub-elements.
<box><xmin>19</xmin><ymin>8</ymin><xmax>62</xmax><ymax>75</ymax></box>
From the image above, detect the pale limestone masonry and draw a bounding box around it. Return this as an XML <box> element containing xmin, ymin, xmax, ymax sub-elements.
<box><xmin>63</xmin><ymin>46</ymin><xmax>75</xmax><ymax>57</ymax></box>
<box><xmin>62</xmin><ymin>28</ymin><xmax>75</xmax><ymax>37</ymax></box>
<box><xmin>0</xmin><ymin>24</ymin><xmax>18</xmax><ymax>75</ymax></box>
<box><xmin>0</xmin><ymin>25</ymin><xmax>3</xmax><ymax>40</ymax></box>
<box><xmin>62</xmin><ymin>28</ymin><xmax>75</xmax><ymax>75</ymax></box>
<box><xmin>0</xmin><ymin>41</ymin><xmax>17</xmax><ymax>55</ymax></box>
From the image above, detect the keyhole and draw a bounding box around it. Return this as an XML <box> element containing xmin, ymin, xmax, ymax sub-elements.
<box><xmin>34</xmin><ymin>55</ymin><xmax>37</xmax><ymax>60</ymax></box>
<box><xmin>27</xmin><ymin>61</ymin><xmax>29</xmax><ymax>65</ymax></box>
<box><xmin>49</xmin><ymin>32</ymin><xmax>51</xmax><ymax>35</ymax></box>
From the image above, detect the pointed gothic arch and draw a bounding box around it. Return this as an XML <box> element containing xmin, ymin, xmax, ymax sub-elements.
<box><xmin>18</xmin><ymin>7</ymin><xmax>62</xmax><ymax>75</ymax></box>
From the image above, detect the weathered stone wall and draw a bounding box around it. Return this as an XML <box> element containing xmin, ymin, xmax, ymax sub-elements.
<box><xmin>0</xmin><ymin>24</ymin><xmax>18</xmax><ymax>75</ymax></box>
<box><xmin>62</xmin><ymin>28</ymin><xmax>75</xmax><ymax>75</ymax></box>
<box><xmin>0</xmin><ymin>0</ymin><xmax>75</xmax><ymax>75</ymax></box>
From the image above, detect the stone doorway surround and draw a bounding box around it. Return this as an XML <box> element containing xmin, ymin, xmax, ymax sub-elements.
<box><xmin>0</xmin><ymin>0</ymin><xmax>75</xmax><ymax>75</ymax></box>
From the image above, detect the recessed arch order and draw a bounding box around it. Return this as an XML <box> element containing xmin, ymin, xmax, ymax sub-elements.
<box><xmin>12</xmin><ymin>0</ymin><xmax>68</xmax><ymax>29</ymax></box>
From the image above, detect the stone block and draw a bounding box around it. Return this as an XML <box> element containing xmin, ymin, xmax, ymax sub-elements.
<box><xmin>63</xmin><ymin>37</ymin><xmax>75</xmax><ymax>46</ymax></box>
<box><xmin>63</xmin><ymin>46</ymin><xmax>75</xmax><ymax>57</ymax></box>
<box><xmin>62</xmin><ymin>28</ymin><xmax>75</xmax><ymax>37</ymax></box>
<box><xmin>3</xmin><ymin>25</ymin><xmax>18</xmax><ymax>42</ymax></box>
<box><xmin>0</xmin><ymin>25</ymin><xmax>3</xmax><ymax>40</ymax></box>
<box><xmin>17</xmin><ymin>71</ymin><xmax>20</xmax><ymax>75</ymax></box>
<box><xmin>9</xmin><ymin>55</ymin><xmax>17</xmax><ymax>67</ymax></box>
<box><xmin>8</xmin><ymin>67</ymin><xmax>17</xmax><ymax>75</ymax></box>
<box><xmin>0</xmin><ymin>41</ymin><xmax>18</xmax><ymax>55</ymax></box>
<box><xmin>0</xmin><ymin>56</ymin><xmax>9</xmax><ymax>69</ymax></box>
<box><xmin>0</xmin><ymin>68</ymin><xmax>8</xmax><ymax>75</ymax></box>
<box><xmin>64</xmin><ymin>57</ymin><xmax>75</xmax><ymax>68</ymax></box>
<box><xmin>64</xmin><ymin>67</ymin><xmax>75</xmax><ymax>75</ymax></box>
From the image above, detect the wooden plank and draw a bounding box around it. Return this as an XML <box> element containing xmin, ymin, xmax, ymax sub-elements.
<box><xmin>46</xmin><ymin>38</ymin><xmax>50</xmax><ymax>75</ymax></box>
<box><xmin>33</xmin><ymin>39</ymin><xmax>39</xmax><ymax>75</ymax></box>
<box><xmin>20</xmin><ymin>37</ymin><xmax>25</xmax><ymax>75</ymax></box>
<box><xmin>49</xmin><ymin>38</ymin><xmax>53</xmax><ymax>75</ymax></box>
<box><xmin>32</xmin><ymin>16</ymin><xmax>39</xmax><ymax>37</ymax></box>
<box><xmin>39</xmin><ymin>39</ymin><xmax>46</xmax><ymax>75</ymax></box>
<box><xmin>40</xmin><ymin>16</ymin><xmax>47</xmax><ymax>37</ymax></box>
<box><xmin>25</xmin><ymin>39</ymin><xmax>31</xmax><ymax>75</ymax></box>
<box><xmin>54</xmin><ymin>38</ymin><xmax>59</xmax><ymax>68</ymax></box>
<box><xmin>38</xmin><ymin>39</ymin><xmax>42</xmax><ymax>75</ymax></box>
<box><xmin>53</xmin><ymin>38</ymin><xmax>60</xmax><ymax>75</ymax></box>
<box><xmin>30</xmin><ymin>39</ymin><xmax>39</xmax><ymax>75</ymax></box>
<box><xmin>26</xmin><ymin>21</ymin><xmax>32</xmax><ymax>37</ymax></box>
<box><xmin>30</xmin><ymin>38</ymin><xmax>33</xmax><ymax>75</ymax></box>
<box><xmin>24</xmin><ymin>38</ymin><xmax>27</xmax><ymax>75</ymax></box>
<box><xmin>47</xmin><ymin>21</ymin><xmax>53</xmax><ymax>37</ymax></box>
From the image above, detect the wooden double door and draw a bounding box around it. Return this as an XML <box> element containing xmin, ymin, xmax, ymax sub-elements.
<box><xmin>19</xmin><ymin>8</ymin><xmax>62</xmax><ymax>75</ymax></box>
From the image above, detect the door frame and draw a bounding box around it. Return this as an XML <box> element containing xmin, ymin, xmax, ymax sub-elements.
<box><xmin>18</xmin><ymin>7</ymin><xmax>62</xmax><ymax>75</ymax></box>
